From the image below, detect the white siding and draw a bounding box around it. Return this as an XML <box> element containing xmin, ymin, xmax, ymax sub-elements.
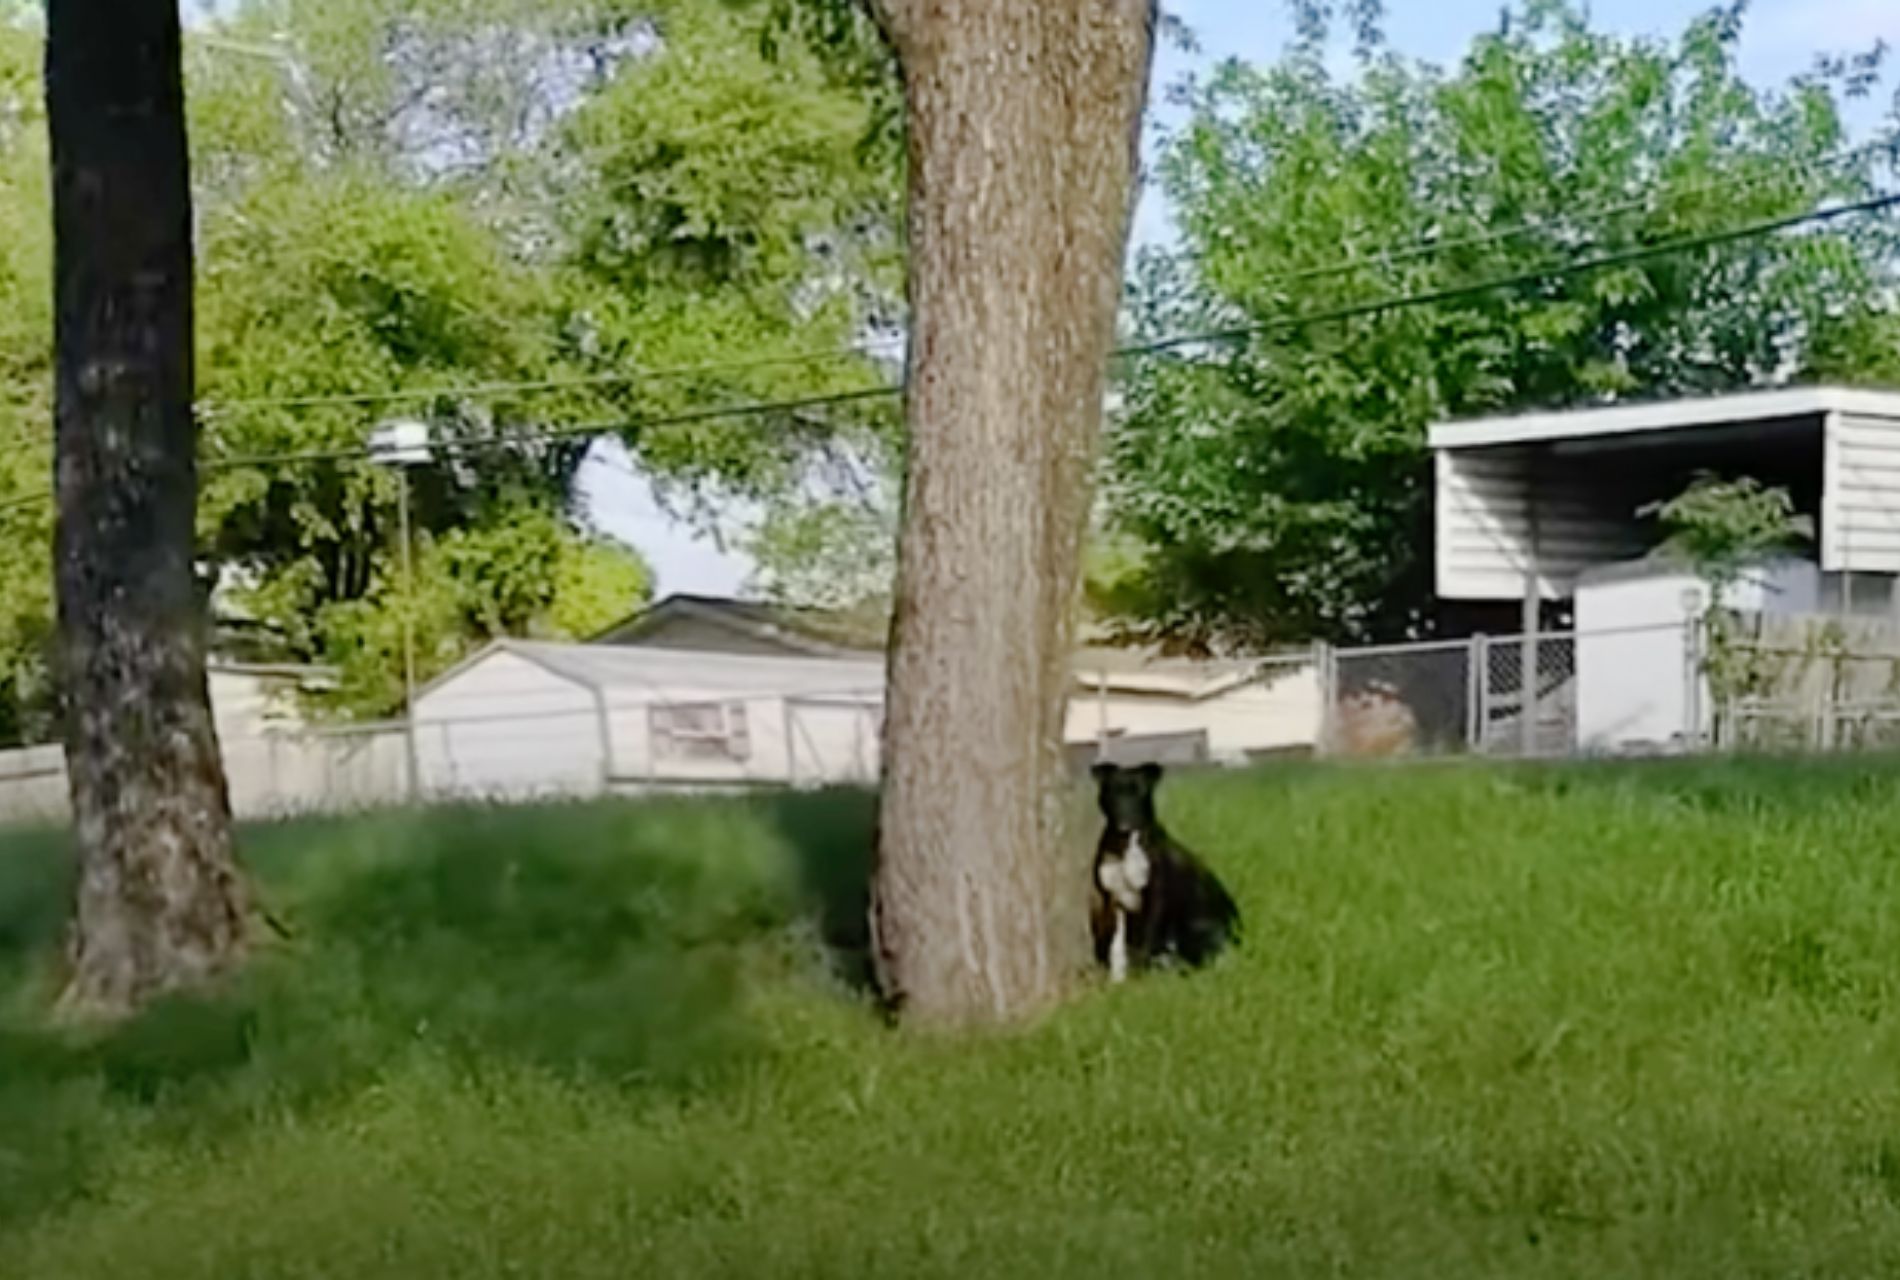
<box><xmin>0</xmin><ymin>744</ymin><xmax>69</xmax><ymax>825</ymax></box>
<box><xmin>414</xmin><ymin>650</ymin><xmax>604</xmax><ymax>798</ymax></box>
<box><xmin>1574</xmin><ymin>565</ymin><xmax>1703</xmax><ymax>749</ymax></box>
<box><xmin>205</xmin><ymin>668</ymin><xmax>318</xmax><ymax>738</ymax></box>
<box><xmin>1062</xmin><ymin>668</ymin><xmax>1323</xmax><ymax>758</ymax></box>
<box><xmin>1574</xmin><ymin>558</ymin><xmax>1823</xmax><ymax>751</ymax></box>
<box><xmin>1825</xmin><ymin>411</ymin><xmax>1900</xmax><ymax>573</ymax></box>
<box><xmin>1436</xmin><ymin>447</ymin><xmax>1647</xmax><ymax>601</ymax></box>
<box><xmin>783</xmin><ymin>697</ymin><xmax>881</xmax><ymax>785</ymax></box>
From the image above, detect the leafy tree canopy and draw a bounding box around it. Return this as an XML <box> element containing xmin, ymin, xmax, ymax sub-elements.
<box><xmin>0</xmin><ymin>0</ymin><xmax>902</xmax><ymax>733</ymax></box>
<box><xmin>1106</xmin><ymin>0</ymin><xmax>1900</xmax><ymax>651</ymax></box>
<box><xmin>1644</xmin><ymin>473</ymin><xmax>1808</xmax><ymax>598</ymax></box>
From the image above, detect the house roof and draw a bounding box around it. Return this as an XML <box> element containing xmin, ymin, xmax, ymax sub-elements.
<box><xmin>416</xmin><ymin>639</ymin><xmax>886</xmax><ymax>706</ymax></box>
<box><xmin>418</xmin><ymin>636</ymin><xmax>1287</xmax><ymax>708</ymax></box>
<box><xmin>591</xmin><ymin>593</ymin><xmax>888</xmax><ymax>655</ymax></box>
<box><xmin>594</xmin><ymin>593</ymin><xmax>1138</xmax><ymax>658</ymax></box>
<box><xmin>207</xmin><ymin>661</ymin><xmax>337</xmax><ymax>683</ymax></box>
<box><xmin>1072</xmin><ymin>645</ymin><xmax>1284</xmax><ymax>701</ymax></box>
<box><xmin>1428</xmin><ymin>385</ymin><xmax>1900</xmax><ymax>452</ymax></box>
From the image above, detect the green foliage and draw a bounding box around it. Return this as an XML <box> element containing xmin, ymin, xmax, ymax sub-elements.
<box><xmin>1642</xmin><ymin>473</ymin><xmax>1808</xmax><ymax>717</ymax></box>
<box><xmin>746</xmin><ymin>487</ymin><xmax>897</xmax><ymax>611</ymax></box>
<box><xmin>0</xmin><ymin>15</ymin><xmax>51</xmax><ymax>743</ymax></box>
<box><xmin>1109</xmin><ymin>1</ymin><xmax>1900</xmax><ymax>649</ymax></box>
<box><xmin>298</xmin><ymin>514</ymin><xmax>651</xmax><ymax>714</ymax></box>
<box><xmin>554</xmin><ymin>1</ymin><xmax>901</xmax><ymax>493</ymax></box>
<box><xmin>12</xmin><ymin>762</ymin><xmax>1900</xmax><ymax>1272</ymax></box>
<box><xmin>1643</xmin><ymin>473</ymin><xmax>1806</xmax><ymax>596</ymax></box>
<box><xmin>754</xmin><ymin>0</ymin><xmax>902</xmax><ymax>166</ymax></box>
<box><xmin>0</xmin><ymin>0</ymin><xmax>902</xmax><ymax>731</ymax></box>
<box><xmin>549</xmin><ymin>536</ymin><xmax>654</xmax><ymax>638</ymax></box>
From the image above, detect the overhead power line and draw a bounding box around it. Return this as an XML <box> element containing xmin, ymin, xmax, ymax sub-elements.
<box><xmin>203</xmin><ymin>338</ymin><xmax>908</xmax><ymax>414</ymax></box>
<box><xmin>1122</xmin><ymin>190</ymin><xmax>1900</xmax><ymax>358</ymax></box>
<box><xmin>0</xmin><ymin>387</ymin><xmax>898</xmax><ymax>516</ymax></box>
<box><xmin>195</xmin><ymin>145</ymin><xmax>1894</xmax><ymax>417</ymax></box>
<box><xmin>1226</xmin><ymin>141</ymin><xmax>1897</xmax><ymax>299</ymax></box>
<box><xmin>204</xmin><ymin>386</ymin><xmax>899</xmax><ymax>471</ymax></box>
<box><xmin>3</xmin><ymin>190</ymin><xmax>1897</xmax><ymax>519</ymax></box>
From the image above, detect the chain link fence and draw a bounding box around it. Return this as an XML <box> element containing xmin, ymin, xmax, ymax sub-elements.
<box><xmin>20</xmin><ymin>611</ymin><xmax>1900</xmax><ymax>826</ymax></box>
<box><xmin>0</xmin><ymin>687</ymin><xmax>893</xmax><ymax>826</ymax></box>
<box><xmin>1319</xmin><ymin>624</ymin><xmax>1687</xmax><ymax>760</ymax></box>
<box><xmin>1316</xmin><ymin>613</ymin><xmax>1900</xmax><ymax>763</ymax></box>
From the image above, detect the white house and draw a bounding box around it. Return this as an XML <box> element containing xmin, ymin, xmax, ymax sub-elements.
<box><xmin>1571</xmin><ymin>554</ymin><xmax>1821</xmax><ymax>750</ymax></box>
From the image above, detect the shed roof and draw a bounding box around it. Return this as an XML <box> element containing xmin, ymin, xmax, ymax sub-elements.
<box><xmin>1072</xmin><ymin>645</ymin><xmax>1279</xmax><ymax>700</ymax></box>
<box><xmin>590</xmin><ymin>593</ymin><xmax>888</xmax><ymax>655</ymax></box>
<box><xmin>420</xmin><ymin>639</ymin><xmax>1285</xmax><ymax>707</ymax></box>
<box><xmin>416</xmin><ymin>639</ymin><xmax>886</xmax><ymax>705</ymax></box>
<box><xmin>1429</xmin><ymin>385</ymin><xmax>1900</xmax><ymax>452</ymax></box>
<box><xmin>1431</xmin><ymin>385</ymin><xmax>1900</xmax><ymax>601</ymax></box>
<box><xmin>593</xmin><ymin>592</ymin><xmax>1131</xmax><ymax>657</ymax></box>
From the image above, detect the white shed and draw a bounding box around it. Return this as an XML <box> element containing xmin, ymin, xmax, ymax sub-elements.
<box><xmin>411</xmin><ymin>641</ymin><xmax>886</xmax><ymax>799</ymax></box>
<box><xmin>1430</xmin><ymin>387</ymin><xmax>1900</xmax><ymax>754</ymax></box>
<box><xmin>1431</xmin><ymin>386</ymin><xmax>1900</xmax><ymax>605</ymax></box>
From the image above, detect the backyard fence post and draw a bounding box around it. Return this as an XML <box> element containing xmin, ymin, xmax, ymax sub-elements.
<box><xmin>1478</xmin><ymin>634</ymin><xmax>1494</xmax><ymax>753</ymax></box>
<box><xmin>1466</xmin><ymin>633</ymin><xmax>1486</xmax><ymax>753</ymax></box>
<box><xmin>782</xmin><ymin>699</ymin><xmax>798</xmax><ymax>789</ymax></box>
<box><xmin>1313</xmin><ymin>640</ymin><xmax>1335</xmax><ymax>757</ymax></box>
<box><xmin>1519</xmin><ymin>613</ymin><xmax>1539</xmax><ymax>760</ymax></box>
<box><xmin>1682</xmin><ymin>616</ymin><xmax>1704</xmax><ymax>751</ymax></box>
<box><xmin>1818</xmin><ymin>648</ymin><xmax>1839</xmax><ymax>753</ymax></box>
<box><xmin>593</xmin><ymin>689</ymin><xmax>615</xmax><ymax>795</ymax></box>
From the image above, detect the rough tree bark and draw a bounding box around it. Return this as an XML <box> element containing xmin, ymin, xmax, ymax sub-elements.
<box><xmin>45</xmin><ymin>0</ymin><xmax>251</xmax><ymax>1015</ymax></box>
<box><xmin>868</xmin><ymin>0</ymin><xmax>1157</xmax><ymax>1024</ymax></box>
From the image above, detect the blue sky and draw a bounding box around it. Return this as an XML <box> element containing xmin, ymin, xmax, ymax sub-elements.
<box><xmin>596</xmin><ymin>0</ymin><xmax>1900</xmax><ymax>599</ymax></box>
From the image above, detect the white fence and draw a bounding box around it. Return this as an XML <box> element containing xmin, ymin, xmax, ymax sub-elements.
<box><xmin>0</xmin><ymin>723</ymin><xmax>418</xmax><ymax>826</ymax></box>
<box><xmin>0</xmin><ymin>744</ymin><xmax>67</xmax><ymax>826</ymax></box>
<box><xmin>0</xmin><ymin>690</ymin><xmax>895</xmax><ymax>827</ymax></box>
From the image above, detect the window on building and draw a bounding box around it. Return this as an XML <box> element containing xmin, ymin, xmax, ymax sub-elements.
<box><xmin>650</xmin><ymin>701</ymin><xmax>751</xmax><ymax>762</ymax></box>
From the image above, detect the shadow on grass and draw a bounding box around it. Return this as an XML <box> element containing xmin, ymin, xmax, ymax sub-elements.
<box><xmin>744</xmin><ymin>787</ymin><xmax>878</xmax><ymax>990</ymax></box>
<box><xmin>0</xmin><ymin>790</ymin><xmax>884</xmax><ymax>1232</ymax></box>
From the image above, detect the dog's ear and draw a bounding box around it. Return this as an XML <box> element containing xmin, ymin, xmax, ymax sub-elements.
<box><xmin>1135</xmin><ymin>762</ymin><xmax>1164</xmax><ymax>786</ymax></box>
<box><xmin>1090</xmin><ymin>761</ymin><xmax>1117</xmax><ymax>785</ymax></box>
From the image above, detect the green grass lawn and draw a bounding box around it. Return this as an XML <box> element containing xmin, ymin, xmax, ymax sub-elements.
<box><xmin>6</xmin><ymin>759</ymin><xmax>1900</xmax><ymax>1276</ymax></box>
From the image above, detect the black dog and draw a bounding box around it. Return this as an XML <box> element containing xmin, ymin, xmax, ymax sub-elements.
<box><xmin>1089</xmin><ymin>762</ymin><xmax>1240</xmax><ymax>982</ymax></box>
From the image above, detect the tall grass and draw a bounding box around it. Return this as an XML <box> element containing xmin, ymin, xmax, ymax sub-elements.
<box><xmin>5</xmin><ymin>759</ymin><xmax>1900</xmax><ymax>1276</ymax></box>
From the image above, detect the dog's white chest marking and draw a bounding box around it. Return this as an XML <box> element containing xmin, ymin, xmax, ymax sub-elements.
<box><xmin>1098</xmin><ymin>833</ymin><xmax>1151</xmax><ymax>985</ymax></box>
<box><xmin>1096</xmin><ymin>833</ymin><xmax>1151</xmax><ymax>912</ymax></box>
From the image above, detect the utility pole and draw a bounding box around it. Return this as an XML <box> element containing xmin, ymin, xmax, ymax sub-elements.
<box><xmin>370</xmin><ymin>419</ymin><xmax>432</xmax><ymax>802</ymax></box>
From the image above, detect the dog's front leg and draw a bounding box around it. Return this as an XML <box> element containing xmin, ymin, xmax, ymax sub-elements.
<box><xmin>1107</xmin><ymin>908</ymin><xmax>1130</xmax><ymax>983</ymax></box>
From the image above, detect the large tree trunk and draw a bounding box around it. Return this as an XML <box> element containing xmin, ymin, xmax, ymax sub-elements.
<box><xmin>45</xmin><ymin>0</ymin><xmax>250</xmax><ymax>1016</ymax></box>
<box><xmin>868</xmin><ymin>0</ymin><xmax>1156</xmax><ymax>1024</ymax></box>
